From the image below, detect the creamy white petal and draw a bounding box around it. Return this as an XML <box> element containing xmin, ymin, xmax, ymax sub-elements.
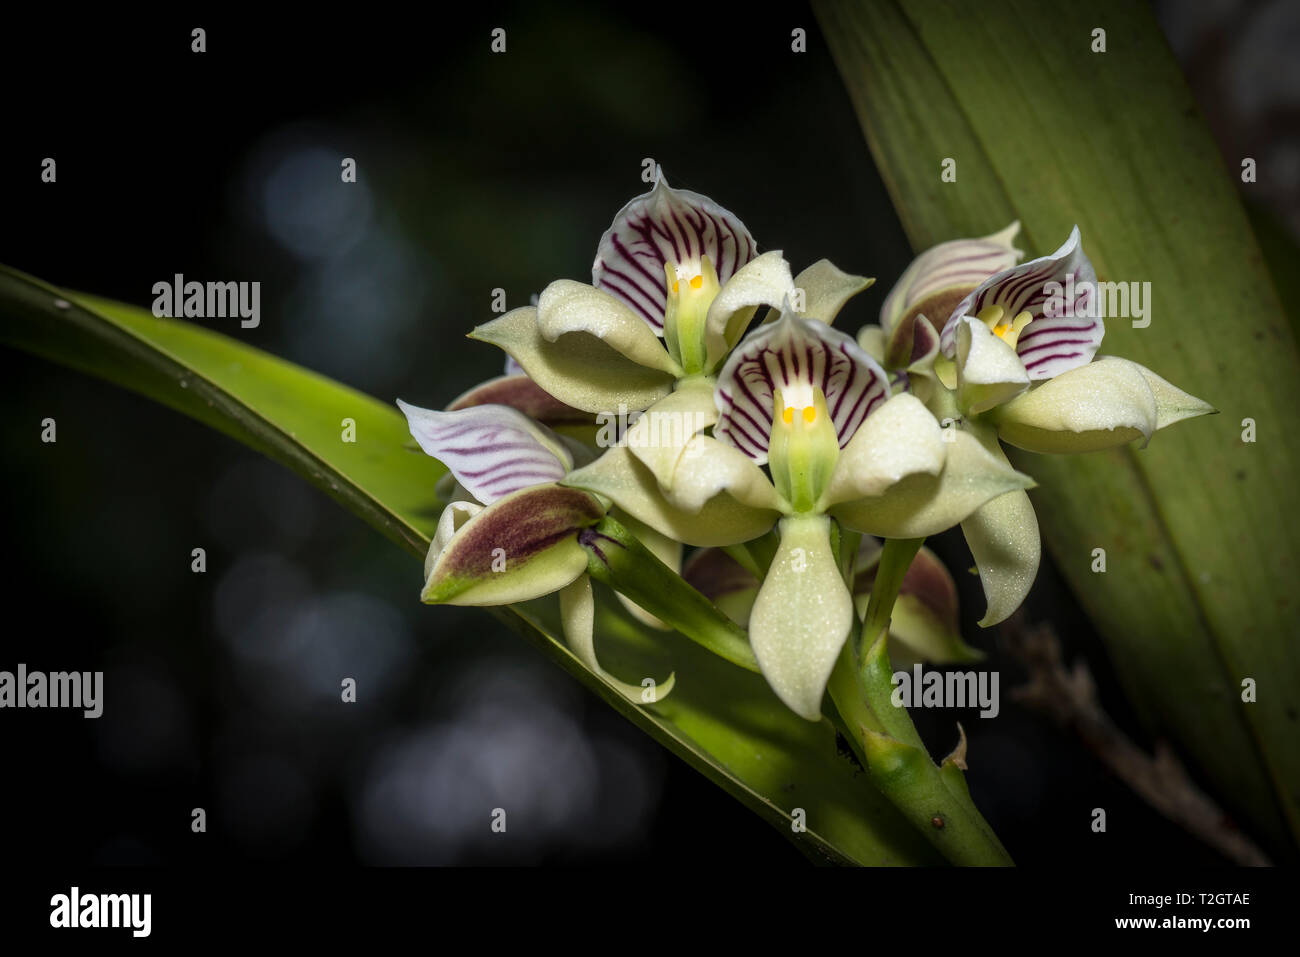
<box><xmin>829</xmin><ymin>431</ymin><xmax>1035</xmax><ymax>538</ymax></box>
<box><xmin>398</xmin><ymin>399</ymin><xmax>571</xmax><ymax>505</ymax></box>
<box><xmin>470</xmin><ymin>306</ymin><xmax>676</xmax><ymax>414</ymax></box>
<box><xmin>562</xmin><ymin>445</ymin><xmax>780</xmax><ymax>548</ymax></box>
<box><xmin>624</xmin><ymin>378</ymin><xmax>717</xmax><ymax>490</ymax></box>
<box><xmin>954</xmin><ymin>316</ymin><xmax>1031</xmax><ymax>415</ymax></box>
<box><xmin>666</xmin><ymin>434</ymin><xmax>789</xmax><ymax>514</ymax></box>
<box><xmin>1133</xmin><ymin>363</ymin><xmax>1217</xmax><ymax>430</ymax></box>
<box><xmin>768</xmin><ymin>259</ymin><xmax>874</xmax><ymax>327</ymax></box>
<box><xmin>823</xmin><ymin>393</ymin><xmax>946</xmax><ymax>506</ymax></box>
<box><xmin>749</xmin><ymin>514</ymin><xmax>855</xmax><ymax>721</ymax></box>
<box><xmin>961</xmin><ymin>487</ymin><xmax>1040</xmax><ymax>627</ymax></box>
<box><xmin>537</xmin><ymin>279</ymin><xmax>683</xmax><ymax>375</ymax></box>
<box><xmin>704</xmin><ymin>250</ymin><xmax>796</xmax><ymax>365</ymax></box>
<box><xmin>559</xmin><ymin>575</ymin><xmax>676</xmax><ymax>704</ymax></box>
<box><xmin>991</xmin><ymin>356</ymin><xmax>1160</xmax><ymax>453</ymax></box>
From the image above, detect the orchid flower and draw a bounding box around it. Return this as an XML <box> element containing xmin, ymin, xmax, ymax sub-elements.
<box><xmin>936</xmin><ymin>227</ymin><xmax>1213</xmax><ymax>448</ymax></box>
<box><xmin>861</xmin><ymin>222</ymin><xmax>1024</xmax><ymax>403</ymax></box>
<box><xmin>440</xmin><ymin>371</ymin><xmax>682</xmax><ymax>631</ymax></box>
<box><xmin>468</xmin><ymin>171</ymin><xmax>872</xmax><ymax>440</ymax></box>
<box><xmin>564</xmin><ymin>311</ymin><xmax>1031</xmax><ymax>719</ymax></box>
<box><xmin>396</xmin><ymin>398</ymin><xmax>675</xmax><ymax>704</ymax></box>
<box><xmin>871</xmin><ymin>225</ymin><xmax>1215</xmax><ymax>627</ymax></box>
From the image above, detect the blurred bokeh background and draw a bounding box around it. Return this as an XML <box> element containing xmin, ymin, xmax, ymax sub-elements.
<box><xmin>2</xmin><ymin>2</ymin><xmax>1295</xmax><ymax>865</ymax></box>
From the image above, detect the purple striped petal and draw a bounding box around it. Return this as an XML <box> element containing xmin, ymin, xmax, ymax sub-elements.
<box><xmin>940</xmin><ymin>226</ymin><xmax>1104</xmax><ymax>380</ymax></box>
<box><xmin>397</xmin><ymin>400</ymin><xmax>570</xmax><ymax>505</ymax></box>
<box><xmin>714</xmin><ymin>315</ymin><xmax>890</xmax><ymax>465</ymax></box>
<box><xmin>592</xmin><ymin>173</ymin><xmax>757</xmax><ymax>334</ymax></box>
<box><xmin>880</xmin><ymin>222</ymin><xmax>1023</xmax><ymax>336</ymax></box>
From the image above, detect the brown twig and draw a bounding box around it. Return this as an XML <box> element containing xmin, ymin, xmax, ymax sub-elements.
<box><xmin>1001</xmin><ymin>614</ymin><xmax>1272</xmax><ymax>867</ymax></box>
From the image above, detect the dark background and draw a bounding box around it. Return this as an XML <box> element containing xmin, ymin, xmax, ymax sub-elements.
<box><xmin>1</xmin><ymin>2</ymin><xmax>1295</xmax><ymax>866</ymax></box>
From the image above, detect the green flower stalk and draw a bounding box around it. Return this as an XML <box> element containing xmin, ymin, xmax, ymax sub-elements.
<box><xmin>834</xmin><ymin>538</ymin><xmax>1012</xmax><ymax>866</ymax></box>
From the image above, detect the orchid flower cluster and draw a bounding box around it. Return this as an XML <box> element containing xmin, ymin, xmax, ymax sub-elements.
<box><xmin>398</xmin><ymin>172</ymin><xmax>1213</xmax><ymax>723</ymax></box>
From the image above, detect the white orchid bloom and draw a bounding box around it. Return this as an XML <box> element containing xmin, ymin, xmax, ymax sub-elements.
<box><xmin>865</xmin><ymin>222</ymin><xmax>1024</xmax><ymax>400</ymax></box>
<box><xmin>935</xmin><ymin>226</ymin><xmax>1213</xmax><ymax>440</ymax></box>
<box><xmin>565</xmin><ymin>311</ymin><xmax>1031</xmax><ymax>720</ymax></box>
<box><xmin>468</xmin><ymin>172</ymin><xmax>778</xmax><ymax>410</ymax></box>
<box><xmin>469</xmin><ymin>171</ymin><xmax>870</xmax><ymax>416</ymax></box>
<box><xmin>397</xmin><ymin>399</ymin><xmax>674</xmax><ymax>703</ymax></box>
<box><xmin>873</xmin><ymin>225</ymin><xmax>1214</xmax><ymax>627</ymax></box>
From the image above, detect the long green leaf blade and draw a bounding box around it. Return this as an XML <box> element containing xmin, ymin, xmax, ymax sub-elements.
<box><xmin>816</xmin><ymin>0</ymin><xmax>1300</xmax><ymax>852</ymax></box>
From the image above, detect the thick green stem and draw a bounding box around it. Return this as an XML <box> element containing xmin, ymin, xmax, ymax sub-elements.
<box><xmin>861</xmin><ymin>730</ymin><xmax>1010</xmax><ymax>866</ymax></box>
<box><xmin>859</xmin><ymin>537</ymin><xmax>923</xmax><ymax>655</ymax></box>
<box><xmin>837</xmin><ymin>528</ymin><xmax>862</xmax><ymax>584</ymax></box>
<box><xmin>580</xmin><ymin>515</ymin><xmax>758</xmax><ymax>673</ymax></box>
<box><xmin>832</xmin><ymin>534</ymin><xmax>1013</xmax><ymax>866</ymax></box>
<box><xmin>859</xmin><ymin>630</ymin><xmax>926</xmax><ymax>751</ymax></box>
<box><xmin>827</xmin><ymin>623</ymin><xmax>884</xmax><ymax>742</ymax></box>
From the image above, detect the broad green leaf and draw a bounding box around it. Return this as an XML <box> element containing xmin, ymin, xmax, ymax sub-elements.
<box><xmin>2</xmin><ymin>274</ymin><xmax>446</xmax><ymax>557</ymax></box>
<box><xmin>0</xmin><ymin>264</ymin><xmax>941</xmax><ymax>865</ymax></box>
<box><xmin>1247</xmin><ymin>203</ymin><xmax>1300</xmax><ymax>344</ymax></box>
<box><xmin>816</xmin><ymin>0</ymin><xmax>1300</xmax><ymax>852</ymax></box>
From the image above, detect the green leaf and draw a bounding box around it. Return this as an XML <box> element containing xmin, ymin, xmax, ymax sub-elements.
<box><xmin>816</xmin><ymin>0</ymin><xmax>1300</xmax><ymax>852</ymax></box>
<box><xmin>0</xmin><ymin>264</ymin><xmax>941</xmax><ymax>866</ymax></box>
<box><xmin>1</xmin><ymin>272</ymin><xmax>446</xmax><ymax>558</ymax></box>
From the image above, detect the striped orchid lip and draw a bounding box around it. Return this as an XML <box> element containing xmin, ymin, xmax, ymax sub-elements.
<box><xmin>592</xmin><ymin>170</ymin><xmax>757</xmax><ymax>333</ymax></box>
<box><xmin>397</xmin><ymin>400</ymin><xmax>572</xmax><ymax>505</ymax></box>
<box><xmin>880</xmin><ymin>222</ymin><xmax>1023</xmax><ymax>338</ymax></box>
<box><xmin>939</xmin><ymin>226</ymin><xmax>1104</xmax><ymax>381</ymax></box>
<box><xmin>714</xmin><ymin>314</ymin><xmax>890</xmax><ymax>465</ymax></box>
